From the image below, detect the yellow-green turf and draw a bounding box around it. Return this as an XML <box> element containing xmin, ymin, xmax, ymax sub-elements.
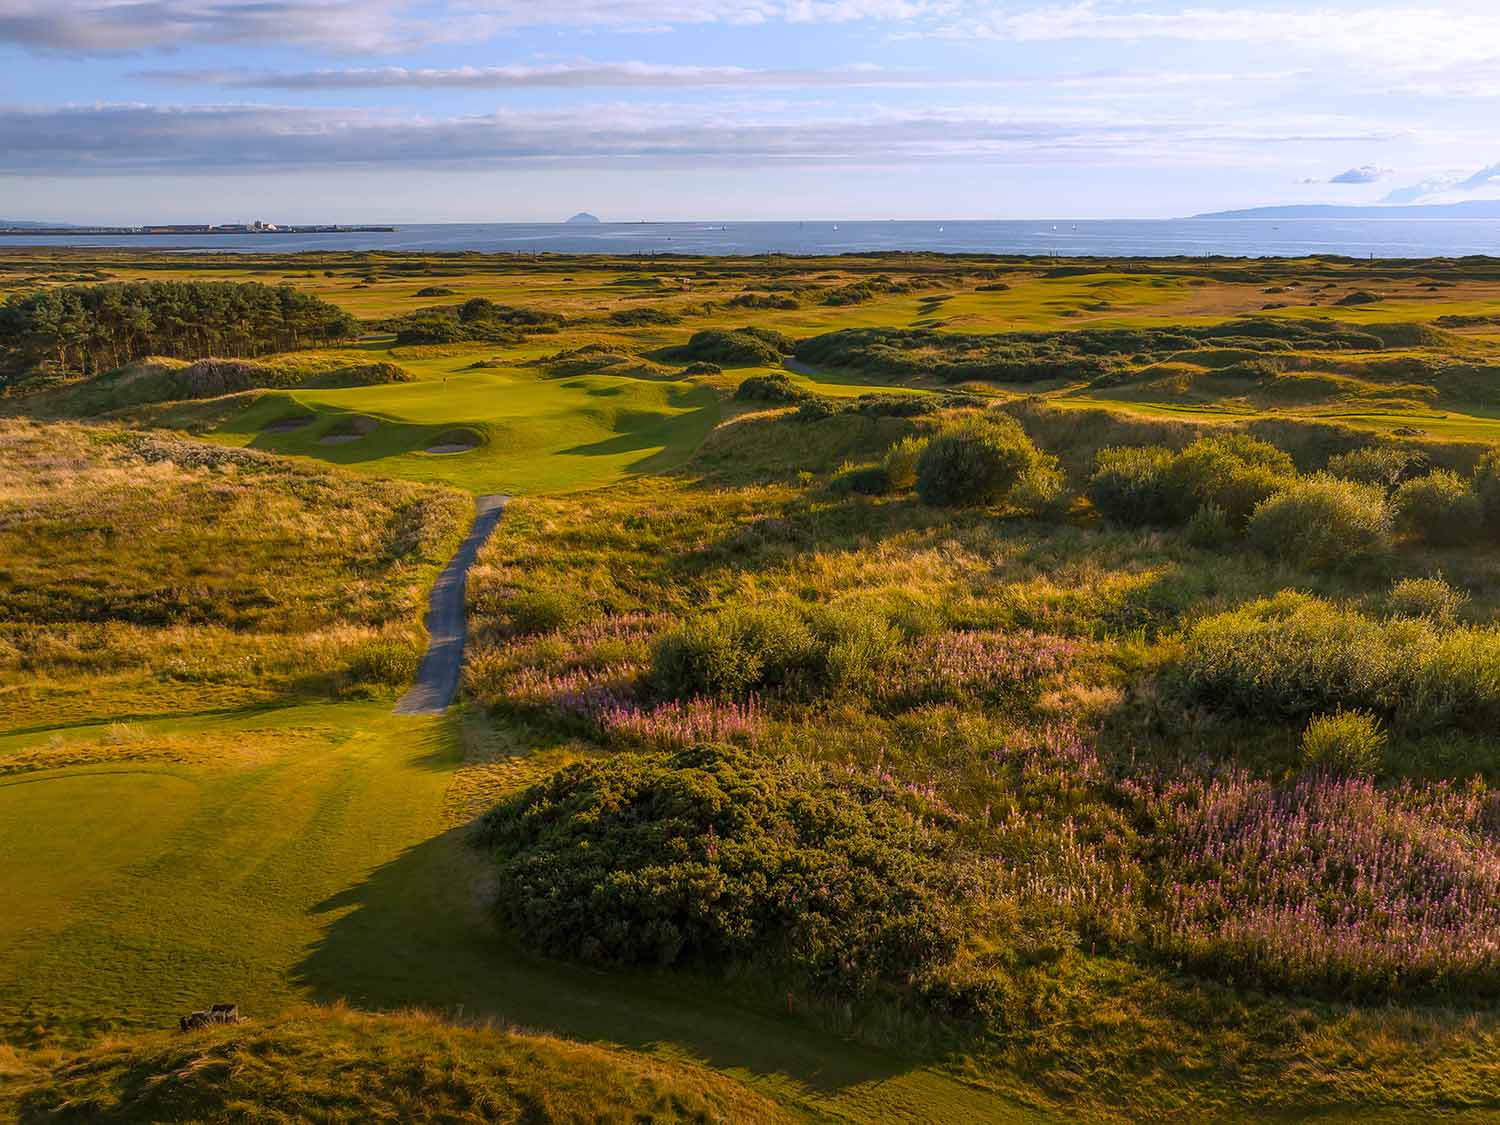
<box><xmin>206</xmin><ymin>350</ymin><xmax>721</xmax><ymax>494</ymax></box>
<box><xmin>0</xmin><ymin>703</ymin><xmax>1043</xmax><ymax>1122</ymax></box>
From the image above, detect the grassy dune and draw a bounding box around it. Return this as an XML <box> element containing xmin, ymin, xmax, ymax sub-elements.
<box><xmin>6</xmin><ymin>250</ymin><xmax>1500</xmax><ymax>1120</ymax></box>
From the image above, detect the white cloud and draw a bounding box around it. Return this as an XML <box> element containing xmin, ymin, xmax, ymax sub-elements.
<box><xmin>923</xmin><ymin>3</ymin><xmax>1500</xmax><ymax>68</ymax></box>
<box><xmin>0</xmin><ymin>0</ymin><xmax>941</xmax><ymax>52</ymax></box>
<box><xmin>0</xmin><ymin>101</ymin><xmax>1395</xmax><ymax>174</ymax></box>
<box><xmin>1329</xmin><ymin>165</ymin><xmax>1390</xmax><ymax>184</ymax></box>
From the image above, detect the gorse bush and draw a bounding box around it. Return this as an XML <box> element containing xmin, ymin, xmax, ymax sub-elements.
<box><xmin>734</xmin><ymin>372</ymin><xmax>810</xmax><ymax>403</ymax></box>
<box><xmin>475</xmin><ymin>744</ymin><xmax>969</xmax><ymax>999</ymax></box>
<box><xmin>1167</xmin><ymin>434</ymin><xmax>1293</xmax><ymax>529</ymax></box>
<box><xmin>1327</xmin><ymin>445</ymin><xmax>1427</xmax><ymax>491</ymax></box>
<box><xmin>881</xmin><ymin>435</ymin><xmax>928</xmax><ymax>491</ymax></box>
<box><xmin>1300</xmin><ymin>709</ymin><xmax>1386</xmax><ymax>776</ymax></box>
<box><xmin>1011</xmin><ymin>456</ymin><xmax>1071</xmax><ymax>519</ymax></box>
<box><xmin>1176</xmin><ymin>591</ymin><xmax>1500</xmax><ymax>730</ymax></box>
<box><xmin>507</xmin><ymin>589</ymin><xmax>590</xmax><ymax>636</ymax></box>
<box><xmin>1391</xmin><ymin>470</ymin><xmax>1484</xmax><ymax>546</ymax></box>
<box><xmin>1388</xmin><ymin>576</ymin><xmax>1468</xmax><ymax>626</ymax></box>
<box><xmin>651</xmin><ymin>603</ymin><xmax>816</xmax><ymax>700</ymax></box>
<box><xmin>914</xmin><ymin>414</ymin><xmax>1039</xmax><ymax>507</ymax></box>
<box><xmin>1086</xmin><ymin>445</ymin><xmax>1179</xmax><ymax>526</ymax></box>
<box><xmin>1246</xmin><ymin>475</ymin><xmax>1391</xmax><ymax>571</ymax></box>
<box><xmin>1472</xmin><ymin>448</ymin><xmax>1500</xmax><ymax>537</ymax></box>
<box><xmin>670</xmin><ymin>327</ymin><xmax>794</xmax><ymax>366</ymax></box>
<box><xmin>1086</xmin><ymin>434</ymin><xmax>1292</xmax><ymax>529</ymax></box>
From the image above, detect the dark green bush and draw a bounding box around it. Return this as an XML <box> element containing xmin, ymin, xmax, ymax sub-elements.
<box><xmin>915</xmin><ymin>415</ymin><xmax>1039</xmax><ymax>507</ymax></box>
<box><xmin>1391</xmin><ymin>470</ymin><xmax>1484</xmax><ymax>546</ymax></box>
<box><xmin>1387</xmin><ymin>576</ymin><xmax>1467</xmax><ymax>626</ymax></box>
<box><xmin>1176</xmin><ymin>591</ymin><xmax>1500</xmax><ymax>729</ymax></box>
<box><xmin>1475</xmin><ymin>449</ymin><xmax>1500</xmax><ymax>537</ymax></box>
<box><xmin>1327</xmin><ymin>445</ymin><xmax>1428</xmax><ymax>491</ymax></box>
<box><xmin>1167</xmin><ymin>433</ymin><xmax>1294</xmax><ymax>528</ymax></box>
<box><xmin>1086</xmin><ymin>445</ymin><xmax>1178</xmax><ymax>525</ymax></box>
<box><xmin>830</xmin><ymin>465</ymin><xmax>892</xmax><ymax>496</ymax></box>
<box><xmin>609</xmin><ymin>306</ymin><xmax>681</xmax><ymax>327</ymax></box>
<box><xmin>651</xmin><ymin>604</ymin><xmax>817</xmax><ymax>700</ymax></box>
<box><xmin>474</xmin><ymin>744</ymin><xmax>967</xmax><ymax>998</ymax></box>
<box><xmin>507</xmin><ymin>589</ymin><xmax>590</xmax><ymax>636</ymax></box>
<box><xmin>348</xmin><ymin>639</ymin><xmax>420</xmax><ymax>687</ymax></box>
<box><xmin>1246</xmin><ymin>476</ymin><xmax>1391</xmax><ymax>571</ymax></box>
<box><xmin>671</xmin><ymin>327</ymin><xmax>794</xmax><ymax>366</ymax></box>
<box><xmin>734</xmin><ymin>372</ymin><xmax>810</xmax><ymax>403</ymax></box>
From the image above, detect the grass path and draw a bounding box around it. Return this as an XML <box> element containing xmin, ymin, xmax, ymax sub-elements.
<box><xmin>0</xmin><ymin>703</ymin><xmax>1045</xmax><ymax>1122</ymax></box>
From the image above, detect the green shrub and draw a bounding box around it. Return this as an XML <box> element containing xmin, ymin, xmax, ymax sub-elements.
<box><xmin>1011</xmin><ymin>456</ymin><xmax>1071</xmax><ymax>519</ymax></box>
<box><xmin>1300</xmin><ymin>709</ymin><xmax>1386</xmax><ymax>775</ymax></box>
<box><xmin>651</xmin><ymin>604</ymin><xmax>816</xmax><ymax>700</ymax></box>
<box><xmin>672</xmin><ymin>327</ymin><xmax>792</xmax><ymax>366</ymax></box>
<box><xmin>474</xmin><ymin>744</ymin><xmax>966</xmax><ymax>998</ymax></box>
<box><xmin>1474</xmin><ymin>449</ymin><xmax>1500</xmax><ymax>537</ymax></box>
<box><xmin>915</xmin><ymin>415</ymin><xmax>1039</xmax><ymax>508</ymax></box>
<box><xmin>1327</xmin><ymin>445</ymin><xmax>1426</xmax><ymax>491</ymax></box>
<box><xmin>1247</xmin><ymin>475</ymin><xmax>1391</xmax><ymax>571</ymax></box>
<box><xmin>507</xmin><ymin>589</ymin><xmax>589</xmax><ymax>636</ymax></box>
<box><xmin>829</xmin><ymin>464</ymin><xmax>891</xmax><ymax>496</ymax></box>
<box><xmin>1167</xmin><ymin>434</ymin><xmax>1294</xmax><ymax>528</ymax></box>
<box><xmin>734</xmin><ymin>372</ymin><xmax>809</xmax><ymax>403</ymax></box>
<box><xmin>1391</xmin><ymin>470</ymin><xmax>1484</xmax><ymax>546</ymax></box>
<box><xmin>1086</xmin><ymin>445</ymin><xmax>1178</xmax><ymax>526</ymax></box>
<box><xmin>881</xmin><ymin>435</ymin><xmax>928</xmax><ymax>492</ymax></box>
<box><xmin>1177</xmin><ymin>591</ymin><xmax>1500</xmax><ymax>730</ymax></box>
<box><xmin>806</xmin><ymin>602</ymin><xmax>901</xmax><ymax>693</ymax></box>
<box><xmin>1186</xmin><ymin>503</ymin><xmax>1233</xmax><ymax>549</ymax></box>
<box><xmin>348</xmin><ymin>639</ymin><xmax>420</xmax><ymax>687</ymax></box>
<box><xmin>1387</xmin><ymin>576</ymin><xmax>1468</xmax><ymax>627</ymax></box>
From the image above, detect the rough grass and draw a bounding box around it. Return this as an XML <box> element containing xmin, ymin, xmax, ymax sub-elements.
<box><xmin>0</xmin><ymin>419</ymin><xmax>468</xmax><ymax>726</ymax></box>
<box><xmin>0</xmin><ymin>1004</ymin><xmax>795</xmax><ymax>1123</ymax></box>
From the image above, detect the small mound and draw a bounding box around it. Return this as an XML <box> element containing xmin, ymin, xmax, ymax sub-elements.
<box><xmin>0</xmin><ymin>1004</ymin><xmax>792</xmax><ymax>1123</ymax></box>
<box><xmin>426</xmin><ymin>428</ymin><xmax>482</xmax><ymax>454</ymax></box>
<box><xmin>262</xmin><ymin>414</ymin><xmax>315</xmax><ymax>434</ymax></box>
<box><xmin>301</xmin><ymin>361</ymin><xmax>415</xmax><ymax>389</ymax></box>
<box><xmin>318</xmin><ymin>416</ymin><xmax>379</xmax><ymax>445</ymax></box>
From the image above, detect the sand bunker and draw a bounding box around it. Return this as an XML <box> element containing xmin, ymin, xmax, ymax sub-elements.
<box><xmin>426</xmin><ymin>429</ymin><xmax>482</xmax><ymax>454</ymax></box>
<box><xmin>262</xmin><ymin>415</ymin><xmax>315</xmax><ymax>434</ymax></box>
<box><xmin>317</xmin><ymin>416</ymin><xmax>379</xmax><ymax>445</ymax></box>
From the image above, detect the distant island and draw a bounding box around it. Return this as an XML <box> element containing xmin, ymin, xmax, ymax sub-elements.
<box><xmin>564</xmin><ymin>212</ymin><xmax>601</xmax><ymax>225</ymax></box>
<box><xmin>1192</xmin><ymin>200</ymin><xmax>1500</xmax><ymax>220</ymax></box>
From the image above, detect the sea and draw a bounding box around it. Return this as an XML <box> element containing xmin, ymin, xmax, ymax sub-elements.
<box><xmin>7</xmin><ymin>219</ymin><xmax>1500</xmax><ymax>258</ymax></box>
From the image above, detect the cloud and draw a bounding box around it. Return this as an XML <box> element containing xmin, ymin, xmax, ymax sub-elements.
<box><xmin>137</xmin><ymin>60</ymin><xmax>1268</xmax><ymax>91</ymax></box>
<box><xmin>0</xmin><ymin>0</ymin><xmax>938</xmax><ymax>52</ymax></box>
<box><xmin>1381</xmin><ymin>161</ymin><xmax>1500</xmax><ymax>203</ymax></box>
<box><xmin>1456</xmin><ymin>162</ymin><xmax>1500</xmax><ymax>190</ymax></box>
<box><xmin>920</xmin><ymin>4</ymin><xmax>1500</xmax><ymax>68</ymax></box>
<box><xmin>1329</xmin><ymin>165</ymin><xmax>1390</xmax><ymax>184</ymax></box>
<box><xmin>0</xmin><ymin>101</ymin><xmax>1395</xmax><ymax>175</ymax></box>
<box><xmin>139</xmin><ymin>62</ymin><xmax>915</xmax><ymax>90</ymax></box>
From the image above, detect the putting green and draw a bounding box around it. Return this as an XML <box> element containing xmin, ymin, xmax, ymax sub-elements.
<box><xmin>207</xmin><ymin>356</ymin><xmax>720</xmax><ymax>494</ymax></box>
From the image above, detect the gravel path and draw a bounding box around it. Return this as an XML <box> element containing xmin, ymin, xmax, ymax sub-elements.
<box><xmin>394</xmin><ymin>494</ymin><xmax>508</xmax><ymax>716</ymax></box>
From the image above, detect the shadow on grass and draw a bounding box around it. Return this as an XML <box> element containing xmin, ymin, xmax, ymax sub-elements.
<box><xmin>294</xmin><ymin>822</ymin><xmax>913</xmax><ymax>1096</ymax></box>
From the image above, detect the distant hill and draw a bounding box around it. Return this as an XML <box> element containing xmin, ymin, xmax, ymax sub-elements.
<box><xmin>564</xmin><ymin>212</ymin><xmax>602</xmax><ymax>225</ymax></box>
<box><xmin>1191</xmin><ymin>200</ymin><xmax>1500</xmax><ymax>220</ymax></box>
<box><xmin>0</xmin><ymin>219</ymin><xmax>70</xmax><ymax>228</ymax></box>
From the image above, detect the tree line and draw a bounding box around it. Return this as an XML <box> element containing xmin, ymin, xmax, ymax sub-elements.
<box><xmin>0</xmin><ymin>281</ymin><xmax>359</xmax><ymax>378</ymax></box>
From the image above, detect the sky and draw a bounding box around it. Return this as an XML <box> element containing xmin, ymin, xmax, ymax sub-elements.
<box><xmin>1</xmin><ymin>0</ymin><xmax>1499</xmax><ymax>222</ymax></box>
